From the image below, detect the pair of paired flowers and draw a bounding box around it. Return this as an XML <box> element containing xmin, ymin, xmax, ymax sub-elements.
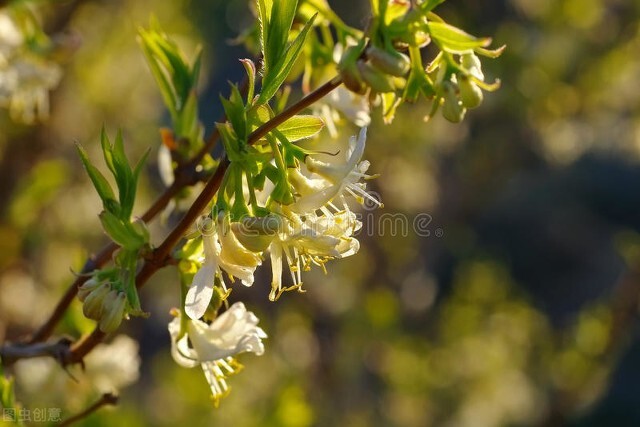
<box><xmin>169</xmin><ymin>127</ymin><xmax>380</xmax><ymax>402</ymax></box>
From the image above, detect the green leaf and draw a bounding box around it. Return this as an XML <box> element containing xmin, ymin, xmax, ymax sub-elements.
<box><xmin>100</xmin><ymin>128</ymin><xmax>115</xmax><ymax>175</ymax></box>
<box><xmin>381</xmin><ymin>92</ymin><xmax>401</xmax><ymax>124</ymax></box>
<box><xmin>99</xmin><ymin>129</ymin><xmax>148</xmax><ymax>220</ymax></box>
<box><xmin>427</xmin><ymin>21</ymin><xmax>492</xmax><ymax>53</ymax></box>
<box><xmin>257</xmin><ymin>0</ymin><xmax>272</xmax><ymax>67</ymax></box>
<box><xmin>139</xmin><ymin>31</ymin><xmax>178</xmax><ymax>120</ymax></box>
<box><xmin>419</xmin><ymin>0</ymin><xmax>446</xmax><ymax>14</ymax></box>
<box><xmin>76</xmin><ymin>143</ymin><xmax>119</xmax><ymax>215</ymax></box>
<box><xmin>99</xmin><ymin>211</ymin><xmax>145</xmax><ymax>250</ymax></box>
<box><xmin>257</xmin><ymin>0</ymin><xmax>298</xmax><ymax>75</ymax></box>
<box><xmin>221</xmin><ymin>84</ymin><xmax>248</xmax><ymax>142</ymax></box>
<box><xmin>138</xmin><ymin>24</ymin><xmax>202</xmax><ymax>143</ymax></box>
<box><xmin>258</xmin><ymin>13</ymin><xmax>317</xmax><ymax>104</ymax></box>
<box><xmin>276</xmin><ymin>115</ymin><xmax>324</xmax><ymax>141</ymax></box>
<box><xmin>132</xmin><ymin>148</ymin><xmax>151</xmax><ymax>191</ymax></box>
<box><xmin>112</xmin><ymin>131</ymin><xmax>136</xmax><ymax>219</ymax></box>
<box><xmin>240</xmin><ymin>58</ymin><xmax>257</xmax><ymax>103</ymax></box>
<box><xmin>250</xmin><ymin>104</ymin><xmax>273</xmax><ymax>125</ymax></box>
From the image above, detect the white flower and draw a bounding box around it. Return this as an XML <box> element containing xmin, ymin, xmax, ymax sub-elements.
<box><xmin>326</xmin><ymin>86</ymin><xmax>371</xmax><ymax>127</ymax></box>
<box><xmin>168</xmin><ymin>303</ymin><xmax>267</xmax><ymax>403</ymax></box>
<box><xmin>268</xmin><ymin>208</ymin><xmax>361</xmax><ymax>300</ymax></box>
<box><xmin>84</xmin><ymin>335</ymin><xmax>141</xmax><ymax>392</ymax></box>
<box><xmin>185</xmin><ymin>217</ymin><xmax>261</xmax><ymax>320</ymax></box>
<box><xmin>0</xmin><ymin>12</ymin><xmax>23</xmax><ymax>60</ymax></box>
<box><xmin>0</xmin><ymin>11</ymin><xmax>62</xmax><ymax>123</ymax></box>
<box><xmin>290</xmin><ymin>127</ymin><xmax>382</xmax><ymax>214</ymax></box>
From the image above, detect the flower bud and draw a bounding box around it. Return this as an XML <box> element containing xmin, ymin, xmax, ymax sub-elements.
<box><xmin>441</xmin><ymin>81</ymin><xmax>466</xmax><ymax>123</ymax></box>
<box><xmin>366</xmin><ymin>46</ymin><xmax>410</xmax><ymax>77</ymax></box>
<box><xmin>78</xmin><ymin>277</ymin><xmax>102</xmax><ymax>302</ymax></box>
<box><xmin>399</xmin><ymin>30</ymin><xmax>431</xmax><ymax>48</ymax></box>
<box><xmin>231</xmin><ymin>216</ymin><xmax>280</xmax><ymax>252</ymax></box>
<box><xmin>98</xmin><ymin>291</ymin><xmax>127</xmax><ymax>333</ymax></box>
<box><xmin>461</xmin><ymin>52</ymin><xmax>484</xmax><ymax>81</ymax></box>
<box><xmin>131</xmin><ymin>218</ymin><xmax>150</xmax><ymax>243</ymax></box>
<box><xmin>357</xmin><ymin>61</ymin><xmax>395</xmax><ymax>93</ymax></box>
<box><xmin>219</xmin><ymin>225</ymin><xmax>262</xmax><ymax>268</ymax></box>
<box><xmin>339</xmin><ymin>45</ymin><xmax>367</xmax><ymax>94</ymax></box>
<box><xmin>82</xmin><ymin>283</ymin><xmax>111</xmax><ymax>320</ymax></box>
<box><xmin>458</xmin><ymin>75</ymin><xmax>483</xmax><ymax>109</ymax></box>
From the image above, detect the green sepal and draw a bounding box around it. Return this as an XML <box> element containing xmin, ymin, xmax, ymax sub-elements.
<box><xmin>427</xmin><ymin>21</ymin><xmax>492</xmax><ymax>54</ymax></box>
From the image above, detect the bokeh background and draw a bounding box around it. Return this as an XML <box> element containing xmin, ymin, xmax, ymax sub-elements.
<box><xmin>2</xmin><ymin>0</ymin><xmax>640</xmax><ymax>426</ymax></box>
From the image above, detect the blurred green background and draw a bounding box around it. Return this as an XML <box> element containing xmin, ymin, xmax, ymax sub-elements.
<box><xmin>2</xmin><ymin>0</ymin><xmax>640</xmax><ymax>426</ymax></box>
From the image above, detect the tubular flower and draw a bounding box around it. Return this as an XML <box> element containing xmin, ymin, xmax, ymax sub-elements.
<box><xmin>289</xmin><ymin>127</ymin><xmax>382</xmax><ymax>214</ymax></box>
<box><xmin>168</xmin><ymin>303</ymin><xmax>267</xmax><ymax>404</ymax></box>
<box><xmin>185</xmin><ymin>217</ymin><xmax>261</xmax><ymax>320</ymax></box>
<box><xmin>268</xmin><ymin>208</ymin><xmax>361</xmax><ymax>301</ymax></box>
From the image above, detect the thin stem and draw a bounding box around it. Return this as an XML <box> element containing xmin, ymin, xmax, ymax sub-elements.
<box><xmin>59</xmin><ymin>392</ymin><xmax>119</xmax><ymax>427</ymax></box>
<box><xmin>66</xmin><ymin>328</ymin><xmax>106</xmax><ymax>365</ymax></box>
<box><xmin>248</xmin><ymin>76</ymin><xmax>342</xmax><ymax>145</ymax></box>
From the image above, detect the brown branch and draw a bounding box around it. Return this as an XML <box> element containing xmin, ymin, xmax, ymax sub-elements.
<box><xmin>27</xmin><ymin>127</ymin><xmax>222</xmax><ymax>344</ymax></box>
<box><xmin>248</xmin><ymin>76</ymin><xmax>342</xmax><ymax>145</ymax></box>
<box><xmin>61</xmin><ymin>75</ymin><xmax>344</xmax><ymax>363</ymax></box>
<box><xmin>2</xmin><ymin>75</ymin><xmax>343</xmax><ymax>366</ymax></box>
<box><xmin>59</xmin><ymin>392</ymin><xmax>119</xmax><ymax>427</ymax></box>
<box><xmin>0</xmin><ymin>337</ymin><xmax>72</xmax><ymax>366</ymax></box>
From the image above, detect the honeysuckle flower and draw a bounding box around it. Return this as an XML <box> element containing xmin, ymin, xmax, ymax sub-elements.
<box><xmin>85</xmin><ymin>335</ymin><xmax>141</xmax><ymax>392</ymax></box>
<box><xmin>267</xmin><ymin>208</ymin><xmax>361</xmax><ymax>300</ymax></box>
<box><xmin>326</xmin><ymin>86</ymin><xmax>371</xmax><ymax>128</ymax></box>
<box><xmin>0</xmin><ymin>12</ymin><xmax>22</xmax><ymax>60</ymax></box>
<box><xmin>1</xmin><ymin>11</ymin><xmax>62</xmax><ymax>123</ymax></box>
<box><xmin>185</xmin><ymin>217</ymin><xmax>262</xmax><ymax>320</ymax></box>
<box><xmin>317</xmin><ymin>86</ymin><xmax>371</xmax><ymax>137</ymax></box>
<box><xmin>290</xmin><ymin>127</ymin><xmax>382</xmax><ymax>214</ymax></box>
<box><xmin>0</xmin><ymin>54</ymin><xmax>62</xmax><ymax>123</ymax></box>
<box><xmin>168</xmin><ymin>303</ymin><xmax>267</xmax><ymax>404</ymax></box>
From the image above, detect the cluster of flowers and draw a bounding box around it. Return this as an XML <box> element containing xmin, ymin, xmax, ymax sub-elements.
<box><xmin>170</xmin><ymin>127</ymin><xmax>381</xmax><ymax>402</ymax></box>
<box><xmin>77</xmin><ymin>270</ymin><xmax>130</xmax><ymax>333</ymax></box>
<box><xmin>435</xmin><ymin>51</ymin><xmax>496</xmax><ymax>123</ymax></box>
<box><xmin>0</xmin><ymin>10</ymin><xmax>63</xmax><ymax>123</ymax></box>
